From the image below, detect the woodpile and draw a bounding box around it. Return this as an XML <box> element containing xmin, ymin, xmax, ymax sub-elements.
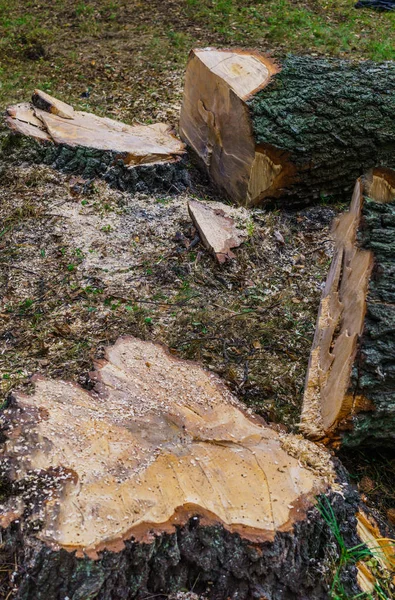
<box><xmin>180</xmin><ymin>48</ymin><xmax>395</xmax><ymax>207</ymax></box>
<box><xmin>301</xmin><ymin>168</ymin><xmax>395</xmax><ymax>447</ymax></box>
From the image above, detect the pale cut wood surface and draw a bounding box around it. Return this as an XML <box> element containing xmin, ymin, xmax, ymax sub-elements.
<box><xmin>188</xmin><ymin>200</ymin><xmax>246</xmax><ymax>263</ymax></box>
<box><xmin>32</xmin><ymin>89</ymin><xmax>75</xmax><ymax>119</ymax></box>
<box><xmin>0</xmin><ymin>337</ymin><xmax>334</xmax><ymax>559</ymax></box>
<box><xmin>5</xmin><ymin>90</ymin><xmax>186</xmax><ymax>165</ymax></box>
<box><xmin>301</xmin><ymin>179</ymin><xmax>374</xmax><ymax>439</ymax></box>
<box><xmin>195</xmin><ymin>49</ymin><xmax>271</xmax><ymax>100</ymax></box>
<box><xmin>179</xmin><ymin>48</ymin><xmax>280</xmax><ymax>207</ymax></box>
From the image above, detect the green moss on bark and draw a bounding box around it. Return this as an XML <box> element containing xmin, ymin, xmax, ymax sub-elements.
<box><xmin>344</xmin><ymin>198</ymin><xmax>395</xmax><ymax>446</ymax></box>
<box><xmin>249</xmin><ymin>56</ymin><xmax>395</xmax><ymax>205</ymax></box>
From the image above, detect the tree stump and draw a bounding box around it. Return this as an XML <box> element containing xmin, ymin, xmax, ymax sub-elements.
<box><xmin>0</xmin><ymin>337</ymin><xmax>367</xmax><ymax>599</ymax></box>
<box><xmin>301</xmin><ymin>169</ymin><xmax>395</xmax><ymax>447</ymax></box>
<box><xmin>4</xmin><ymin>90</ymin><xmax>190</xmax><ymax>194</ymax></box>
<box><xmin>179</xmin><ymin>49</ymin><xmax>395</xmax><ymax>207</ymax></box>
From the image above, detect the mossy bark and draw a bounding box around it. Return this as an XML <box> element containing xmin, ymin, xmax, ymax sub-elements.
<box><xmin>249</xmin><ymin>56</ymin><xmax>395</xmax><ymax>205</ymax></box>
<box><xmin>301</xmin><ymin>176</ymin><xmax>395</xmax><ymax>448</ymax></box>
<box><xmin>1</xmin><ymin>129</ymin><xmax>190</xmax><ymax>195</ymax></box>
<box><xmin>1</xmin><ymin>489</ymin><xmax>361</xmax><ymax>600</ymax></box>
<box><xmin>344</xmin><ymin>197</ymin><xmax>395</xmax><ymax>446</ymax></box>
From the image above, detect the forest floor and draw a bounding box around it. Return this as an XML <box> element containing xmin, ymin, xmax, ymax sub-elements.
<box><xmin>1</xmin><ymin>2</ymin><xmax>395</xmax><ymax>599</ymax></box>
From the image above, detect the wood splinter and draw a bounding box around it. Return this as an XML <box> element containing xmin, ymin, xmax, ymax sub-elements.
<box><xmin>188</xmin><ymin>200</ymin><xmax>246</xmax><ymax>263</ymax></box>
<box><xmin>301</xmin><ymin>168</ymin><xmax>395</xmax><ymax>448</ymax></box>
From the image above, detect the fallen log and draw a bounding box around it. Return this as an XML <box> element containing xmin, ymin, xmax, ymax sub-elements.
<box><xmin>0</xmin><ymin>336</ymin><xmax>371</xmax><ymax>599</ymax></box>
<box><xmin>179</xmin><ymin>48</ymin><xmax>395</xmax><ymax>207</ymax></box>
<box><xmin>4</xmin><ymin>90</ymin><xmax>190</xmax><ymax>194</ymax></box>
<box><xmin>301</xmin><ymin>168</ymin><xmax>395</xmax><ymax>447</ymax></box>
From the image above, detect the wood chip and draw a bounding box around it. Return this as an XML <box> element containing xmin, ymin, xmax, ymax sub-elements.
<box><xmin>187</xmin><ymin>200</ymin><xmax>245</xmax><ymax>263</ymax></box>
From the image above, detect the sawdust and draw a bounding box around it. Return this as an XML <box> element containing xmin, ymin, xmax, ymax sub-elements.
<box><xmin>0</xmin><ymin>156</ymin><xmax>336</xmax><ymax>431</ymax></box>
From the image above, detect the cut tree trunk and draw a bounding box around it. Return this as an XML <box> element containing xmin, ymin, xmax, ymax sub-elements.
<box><xmin>179</xmin><ymin>49</ymin><xmax>395</xmax><ymax>207</ymax></box>
<box><xmin>0</xmin><ymin>336</ymin><xmax>375</xmax><ymax>600</ymax></box>
<box><xmin>4</xmin><ymin>90</ymin><xmax>190</xmax><ymax>194</ymax></box>
<box><xmin>301</xmin><ymin>168</ymin><xmax>395</xmax><ymax>447</ymax></box>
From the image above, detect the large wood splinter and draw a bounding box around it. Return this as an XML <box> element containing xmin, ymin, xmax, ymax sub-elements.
<box><xmin>180</xmin><ymin>48</ymin><xmax>395</xmax><ymax>207</ymax></box>
<box><xmin>301</xmin><ymin>169</ymin><xmax>395</xmax><ymax>447</ymax></box>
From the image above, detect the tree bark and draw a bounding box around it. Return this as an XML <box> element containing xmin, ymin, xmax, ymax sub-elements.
<box><xmin>301</xmin><ymin>169</ymin><xmax>395</xmax><ymax>447</ymax></box>
<box><xmin>0</xmin><ymin>337</ymin><xmax>371</xmax><ymax>600</ymax></box>
<box><xmin>180</xmin><ymin>49</ymin><xmax>395</xmax><ymax>207</ymax></box>
<box><xmin>3</xmin><ymin>92</ymin><xmax>190</xmax><ymax>195</ymax></box>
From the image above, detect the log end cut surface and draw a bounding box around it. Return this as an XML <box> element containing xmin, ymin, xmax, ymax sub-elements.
<box><xmin>193</xmin><ymin>48</ymin><xmax>276</xmax><ymax>100</ymax></box>
<box><xmin>0</xmin><ymin>337</ymin><xmax>334</xmax><ymax>558</ymax></box>
<box><xmin>179</xmin><ymin>48</ymin><xmax>279</xmax><ymax>206</ymax></box>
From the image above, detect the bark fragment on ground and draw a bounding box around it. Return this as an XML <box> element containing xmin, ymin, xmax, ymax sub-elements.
<box><xmin>180</xmin><ymin>48</ymin><xmax>395</xmax><ymax>207</ymax></box>
<box><xmin>301</xmin><ymin>169</ymin><xmax>395</xmax><ymax>447</ymax></box>
<box><xmin>0</xmin><ymin>336</ymin><xmax>367</xmax><ymax>599</ymax></box>
<box><xmin>4</xmin><ymin>90</ymin><xmax>190</xmax><ymax>194</ymax></box>
<box><xmin>188</xmin><ymin>200</ymin><xmax>246</xmax><ymax>263</ymax></box>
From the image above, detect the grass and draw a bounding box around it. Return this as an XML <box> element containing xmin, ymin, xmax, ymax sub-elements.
<box><xmin>0</xmin><ymin>0</ymin><xmax>395</xmax><ymax>123</ymax></box>
<box><xmin>318</xmin><ymin>497</ymin><xmax>395</xmax><ymax>600</ymax></box>
<box><xmin>185</xmin><ymin>0</ymin><xmax>395</xmax><ymax>60</ymax></box>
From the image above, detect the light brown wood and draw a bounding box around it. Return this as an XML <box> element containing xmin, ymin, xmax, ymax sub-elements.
<box><xmin>194</xmin><ymin>49</ymin><xmax>272</xmax><ymax>101</ymax></box>
<box><xmin>32</xmin><ymin>89</ymin><xmax>75</xmax><ymax>119</ymax></box>
<box><xmin>179</xmin><ymin>48</ymin><xmax>280</xmax><ymax>207</ymax></box>
<box><xmin>301</xmin><ymin>170</ymin><xmax>395</xmax><ymax>445</ymax></box>
<box><xmin>301</xmin><ymin>180</ymin><xmax>373</xmax><ymax>439</ymax></box>
<box><xmin>0</xmin><ymin>337</ymin><xmax>336</xmax><ymax>559</ymax></box>
<box><xmin>357</xmin><ymin>511</ymin><xmax>395</xmax><ymax>572</ymax></box>
<box><xmin>188</xmin><ymin>200</ymin><xmax>245</xmax><ymax>263</ymax></box>
<box><xmin>5</xmin><ymin>91</ymin><xmax>186</xmax><ymax>165</ymax></box>
<box><xmin>5</xmin><ymin>103</ymin><xmax>51</xmax><ymax>141</ymax></box>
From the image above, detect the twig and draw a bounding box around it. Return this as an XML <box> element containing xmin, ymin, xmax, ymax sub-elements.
<box><xmin>0</xmin><ymin>263</ymin><xmax>39</xmax><ymax>275</ymax></box>
<box><xmin>304</xmin><ymin>239</ymin><xmax>332</xmax><ymax>255</ymax></box>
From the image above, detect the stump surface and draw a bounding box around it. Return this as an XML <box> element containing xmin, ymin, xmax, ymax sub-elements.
<box><xmin>1</xmin><ymin>337</ymin><xmax>337</xmax><ymax>560</ymax></box>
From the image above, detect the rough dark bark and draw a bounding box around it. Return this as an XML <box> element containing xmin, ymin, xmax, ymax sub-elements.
<box><xmin>301</xmin><ymin>169</ymin><xmax>395</xmax><ymax>447</ymax></box>
<box><xmin>180</xmin><ymin>49</ymin><xmax>395</xmax><ymax>207</ymax></box>
<box><xmin>1</xmin><ymin>489</ymin><xmax>361</xmax><ymax>600</ymax></box>
<box><xmin>1</xmin><ymin>129</ymin><xmax>190</xmax><ymax>196</ymax></box>
<box><xmin>0</xmin><ymin>337</ymin><xmax>372</xmax><ymax>600</ymax></box>
<box><xmin>344</xmin><ymin>185</ymin><xmax>395</xmax><ymax>446</ymax></box>
<box><xmin>249</xmin><ymin>56</ymin><xmax>395</xmax><ymax>206</ymax></box>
